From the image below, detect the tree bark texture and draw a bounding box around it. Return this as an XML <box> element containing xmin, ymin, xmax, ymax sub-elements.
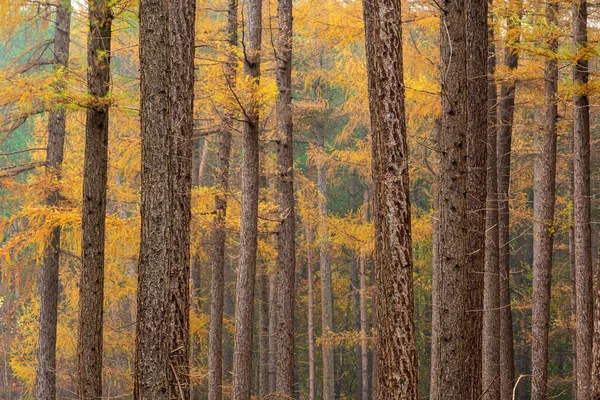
<box><xmin>77</xmin><ymin>0</ymin><xmax>112</xmax><ymax>396</ymax></box>
<box><xmin>275</xmin><ymin>0</ymin><xmax>296</xmax><ymax>392</ymax></box>
<box><xmin>429</xmin><ymin>119</ymin><xmax>440</xmax><ymax>400</ymax></box>
<box><xmin>208</xmin><ymin>0</ymin><xmax>236</xmax><ymax>399</ymax></box>
<box><xmin>573</xmin><ymin>1</ymin><xmax>592</xmax><ymax>398</ymax></box>
<box><xmin>482</xmin><ymin>10</ymin><xmax>500</xmax><ymax>398</ymax></box>
<box><xmin>465</xmin><ymin>0</ymin><xmax>488</xmax><ymax>396</ymax></box>
<box><xmin>363</xmin><ymin>0</ymin><xmax>418</xmax><ymax>396</ymax></box>
<box><xmin>359</xmin><ymin>189</ymin><xmax>369</xmax><ymax>400</ymax></box>
<box><xmin>231</xmin><ymin>0</ymin><xmax>261</xmax><ymax>395</ymax></box>
<box><xmin>497</xmin><ymin>3</ymin><xmax>520</xmax><ymax>397</ymax></box>
<box><xmin>306</xmin><ymin>224</ymin><xmax>316</xmax><ymax>400</ymax></box>
<box><xmin>531</xmin><ymin>3</ymin><xmax>558</xmax><ymax>398</ymax></box>
<box><xmin>35</xmin><ymin>2</ymin><xmax>71</xmax><ymax>398</ymax></box>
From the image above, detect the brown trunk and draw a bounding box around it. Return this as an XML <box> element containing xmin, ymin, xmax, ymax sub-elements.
<box><xmin>77</xmin><ymin>0</ymin><xmax>112</xmax><ymax>396</ymax></box>
<box><xmin>352</xmin><ymin>252</ymin><xmax>362</xmax><ymax>398</ymax></box>
<box><xmin>530</xmin><ymin>3</ymin><xmax>558</xmax><ymax>398</ymax></box>
<box><xmin>208</xmin><ymin>0</ymin><xmax>236</xmax><ymax>395</ymax></box>
<box><xmin>497</xmin><ymin>3</ymin><xmax>520</xmax><ymax>397</ymax></box>
<box><xmin>573</xmin><ymin>1</ymin><xmax>592</xmax><ymax>398</ymax></box>
<box><xmin>35</xmin><ymin>2</ymin><xmax>71</xmax><ymax>398</ymax></box>
<box><xmin>259</xmin><ymin>273</ymin><xmax>270</xmax><ymax>400</ymax></box>
<box><xmin>569</xmin><ymin>124</ymin><xmax>577</xmax><ymax>399</ymax></box>
<box><xmin>316</xmin><ymin>125</ymin><xmax>335</xmax><ymax>400</ymax></box>
<box><xmin>231</xmin><ymin>0</ymin><xmax>262</xmax><ymax>395</ymax></box>
<box><xmin>466</xmin><ymin>0</ymin><xmax>488</xmax><ymax>396</ymax></box>
<box><xmin>434</xmin><ymin>0</ymin><xmax>470</xmax><ymax>397</ymax></box>
<box><xmin>592</xmin><ymin>248</ymin><xmax>600</xmax><ymax>396</ymax></box>
<box><xmin>359</xmin><ymin>189</ymin><xmax>369</xmax><ymax>400</ymax></box>
<box><xmin>429</xmin><ymin>119</ymin><xmax>440</xmax><ymax>400</ymax></box>
<box><xmin>363</xmin><ymin>0</ymin><xmax>418</xmax><ymax>396</ymax></box>
<box><xmin>303</xmin><ymin>224</ymin><xmax>316</xmax><ymax>400</ymax></box>
<box><xmin>268</xmin><ymin>272</ymin><xmax>277</xmax><ymax>394</ymax></box>
<box><xmin>482</xmin><ymin>9</ymin><xmax>500</xmax><ymax>398</ymax></box>
<box><xmin>275</xmin><ymin>0</ymin><xmax>296</xmax><ymax>392</ymax></box>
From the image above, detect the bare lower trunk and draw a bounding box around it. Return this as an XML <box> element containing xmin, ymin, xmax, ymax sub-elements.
<box><xmin>77</xmin><ymin>0</ymin><xmax>112</xmax><ymax>396</ymax></box>
<box><xmin>259</xmin><ymin>273</ymin><xmax>270</xmax><ymax>399</ymax></box>
<box><xmin>360</xmin><ymin>189</ymin><xmax>370</xmax><ymax>400</ymax></box>
<box><xmin>569</xmin><ymin>127</ymin><xmax>577</xmax><ymax>399</ymax></box>
<box><xmin>231</xmin><ymin>0</ymin><xmax>262</xmax><ymax>395</ymax></box>
<box><xmin>268</xmin><ymin>273</ymin><xmax>277</xmax><ymax>393</ymax></box>
<box><xmin>531</xmin><ymin>4</ymin><xmax>558</xmax><ymax>398</ymax></box>
<box><xmin>482</xmin><ymin>12</ymin><xmax>500</xmax><ymax>398</ymax></box>
<box><xmin>35</xmin><ymin>2</ymin><xmax>71</xmax><ymax>398</ymax></box>
<box><xmin>573</xmin><ymin>1</ymin><xmax>593</xmax><ymax>398</ymax></box>
<box><xmin>305</xmin><ymin>224</ymin><xmax>316</xmax><ymax>400</ymax></box>
<box><xmin>429</xmin><ymin>120</ymin><xmax>440</xmax><ymax>400</ymax></box>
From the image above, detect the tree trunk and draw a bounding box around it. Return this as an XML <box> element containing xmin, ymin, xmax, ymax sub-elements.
<box><xmin>316</xmin><ymin>124</ymin><xmax>335</xmax><ymax>400</ymax></box>
<box><xmin>305</xmin><ymin>223</ymin><xmax>316</xmax><ymax>400</ymax></box>
<box><xmin>465</xmin><ymin>0</ymin><xmax>488</xmax><ymax>396</ymax></box>
<box><xmin>434</xmin><ymin>0</ymin><xmax>469</xmax><ymax>397</ymax></box>
<box><xmin>497</xmin><ymin>3</ymin><xmax>520</xmax><ymax>397</ymax></box>
<box><xmin>482</xmin><ymin>9</ymin><xmax>500</xmax><ymax>398</ymax></box>
<box><xmin>573</xmin><ymin>1</ymin><xmax>592</xmax><ymax>398</ymax></box>
<box><xmin>592</xmin><ymin>250</ymin><xmax>600</xmax><ymax>396</ymax></box>
<box><xmin>275</xmin><ymin>0</ymin><xmax>296</xmax><ymax>392</ymax></box>
<box><xmin>231</xmin><ymin>0</ymin><xmax>262</xmax><ymax>394</ymax></box>
<box><xmin>208</xmin><ymin>0</ymin><xmax>236</xmax><ymax>398</ymax></box>
<box><xmin>77</xmin><ymin>0</ymin><xmax>112</xmax><ymax>396</ymax></box>
<box><xmin>364</xmin><ymin>0</ymin><xmax>418</xmax><ymax>396</ymax></box>
<box><xmin>268</xmin><ymin>272</ymin><xmax>277</xmax><ymax>394</ymax></box>
<box><xmin>359</xmin><ymin>191</ymin><xmax>369</xmax><ymax>400</ymax></box>
<box><xmin>35</xmin><ymin>2</ymin><xmax>71</xmax><ymax>398</ymax></box>
<box><xmin>429</xmin><ymin>119</ymin><xmax>440</xmax><ymax>400</ymax></box>
<box><xmin>352</xmin><ymin>252</ymin><xmax>362</xmax><ymax>398</ymax></box>
<box><xmin>259</xmin><ymin>273</ymin><xmax>270</xmax><ymax>400</ymax></box>
<box><xmin>569</xmin><ymin>125</ymin><xmax>577</xmax><ymax>400</ymax></box>
<box><xmin>530</xmin><ymin>3</ymin><xmax>558</xmax><ymax>398</ymax></box>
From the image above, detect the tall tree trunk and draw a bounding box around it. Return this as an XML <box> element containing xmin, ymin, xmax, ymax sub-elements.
<box><xmin>497</xmin><ymin>2</ymin><xmax>521</xmax><ymax>397</ymax></box>
<box><xmin>573</xmin><ymin>1</ymin><xmax>592</xmax><ymax>398</ymax></box>
<box><xmin>530</xmin><ymin>3</ymin><xmax>558</xmax><ymax>398</ymax></box>
<box><xmin>592</xmin><ymin>252</ymin><xmax>600</xmax><ymax>396</ymax></box>
<box><xmin>316</xmin><ymin>124</ymin><xmax>335</xmax><ymax>400</ymax></box>
<box><xmin>208</xmin><ymin>1</ymin><xmax>236</xmax><ymax>396</ymax></box>
<box><xmin>268</xmin><ymin>272</ymin><xmax>277</xmax><ymax>394</ymax></box>
<box><xmin>305</xmin><ymin>223</ymin><xmax>316</xmax><ymax>400</ymax></box>
<box><xmin>569</xmin><ymin>125</ymin><xmax>577</xmax><ymax>400</ymax></box>
<box><xmin>434</xmin><ymin>0</ymin><xmax>469</xmax><ymax>397</ymax></box>
<box><xmin>275</xmin><ymin>0</ymin><xmax>296</xmax><ymax>392</ymax></box>
<box><xmin>259</xmin><ymin>273</ymin><xmax>270</xmax><ymax>400</ymax></box>
<box><xmin>466</xmin><ymin>0</ymin><xmax>488</xmax><ymax>397</ymax></box>
<box><xmin>35</xmin><ymin>2</ymin><xmax>71</xmax><ymax>398</ymax></box>
<box><xmin>352</xmin><ymin>252</ymin><xmax>362</xmax><ymax>398</ymax></box>
<box><xmin>482</xmin><ymin>9</ymin><xmax>500</xmax><ymax>398</ymax></box>
<box><xmin>77</xmin><ymin>0</ymin><xmax>112</xmax><ymax>396</ymax></box>
<box><xmin>359</xmin><ymin>188</ymin><xmax>369</xmax><ymax>400</ymax></box>
<box><xmin>364</xmin><ymin>0</ymin><xmax>418</xmax><ymax>396</ymax></box>
<box><xmin>231</xmin><ymin>0</ymin><xmax>262</xmax><ymax>394</ymax></box>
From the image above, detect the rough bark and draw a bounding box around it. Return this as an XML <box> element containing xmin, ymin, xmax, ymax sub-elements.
<box><xmin>359</xmin><ymin>188</ymin><xmax>369</xmax><ymax>400</ymax></box>
<box><xmin>77</xmin><ymin>0</ymin><xmax>112</xmax><ymax>396</ymax></box>
<box><xmin>573</xmin><ymin>1</ymin><xmax>592</xmax><ymax>398</ymax></box>
<box><xmin>352</xmin><ymin>252</ymin><xmax>362</xmax><ymax>398</ymax></box>
<box><xmin>259</xmin><ymin>273</ymin><xmax>270</xmax><ymax>400</ymax></box>
<box><xmin>429</xmin><ymin>119</ymin><xmax>440</xmax><ymax>400</ymax></box>
<box><xmin>208</xmin><ymin>1</ymin><xmax>236</xmax><ymax>398</ymax></box>
<box><xmin>569</xmin><ymin>126</ymin><xmax>577</xmax><ymax>399</ymax></box>
<box><xmin>268</xmin><ymin>273</ymin><xmax>277</xmax><ymax>394</ymax></box>
<box><xmin>316</xmin><ymin>124</ymin><xmax>335</xmax><ymax>400</ymax></box>
<box><xmin>466</xmin><ymin>0</ymin><xmax>488</xmax><ymax>396</ymax></box>
<box><xmin>497</xmin><ymin>3</ymin><xmax>521</xmax><ymax>397</ymax></box>
<box><xmin>434</xmin><ymin>0</ymin><xmax>470</xmax><ymax>397</ymax></box>
<box><xmin>592</xmin><ymin>258</ymin><xmax>600</xmax><ymax>396</ymax></box>
<box><xmin>231</xmin><ymin>0</ymin><xmax>262</xmax><ymax>395</ymax></box>
<box><xmin>482</xmin><ymin>10</ymin><xmax>500</xmax><ymax>398</ymax></box>
<box><xmin>530</xmin><ymin>3</ymin><xmax>558</xmax><ymax>398</ymax></box>
<box><xmin>275</xmin><ymin>0</ymin><xmax>296</xmax><ymax>392</ymax></box>
<box><xmin>35</xmin><ymin>2</ymin><xmax>71</xmax><ymax>398</ymax></box>
<box><xmin>306</xmin><ymin>224</ymin><xmax>316</xmax><ymax>400</ymax></box>
<box><xmin>363</xmin><ymin>0</ymin><xmax>418</xmax><ymax>395</ymax></box>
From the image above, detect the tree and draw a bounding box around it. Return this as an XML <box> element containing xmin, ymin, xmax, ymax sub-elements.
<box><xmin>363</xmin><ymin>0</ymin><xmax>418</xmax><ymax>396</ymax></box>
<box><xmin>305</xmin><ymin>223</ymin><xmax>316</xmax><ymax>400</ymax></box>
<box><xmin>231</xmin><ymin>0</ymin><xmax>262</xmax><ymax>394</ymax></box>
<box><xmin>35</xmin><ymin>1</ymin><xmax>71</xmax><ymax>398</ymax></box>
<box><xmin>275</xmin><ymin>0</ymin><xmax>296</xmax><ymax>392</ymax></box>
<box><xmin>77</xmin><ymin>0</ymin><xmax>112</xmax><ymax>396</ymax></box>
<box><xmin>531</xmin><ymin>2</ymin><xmax>558</xmax><ymax>398</ymax></box>
<box><xmin>465</xmin><ymin>0</ymin><xmax>488</xmax><ymax>395</ymax></box>
<box><xmin>482</xmin><ymin>4</ymin><xmax>500</xmax><ymax>397</ymax></box>
<box><xmin>572</xmin><ymin>1</ymin><xmax>592</xmax><ymax>398</ymax></box>
<box><xmin>208</xmin><ymin>1</ymin><xmax>236</xmax><ymax>399</ymax></box>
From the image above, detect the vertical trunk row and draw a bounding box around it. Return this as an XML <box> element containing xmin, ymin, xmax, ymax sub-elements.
<box><xmin>316</xmin><ymin>124</ymin><xmax>335</xmax><ymax>400</ymax></box>
<box><xmin>465</xmin><ymin>0</ymin><xmax>488</xmax><ymax>396</ymax></box>
<box><xmin>231</xmin><ymin>0</ymin><xmax>262</xmax><ymax>394</ymax></box>
<box><xmin>35</xmin><ymin>1</ymin><xmax>71</xmax><ymax>398</ymax></box>
<box><xmin>497</xmin><ymin>3</ymin><xmax>521</xmax><ymax>397</ymax></box>
<box><xmin>166</xmin><ymin>0</ymin><xmax>195</xmax><ymax>395</ymax></box>
<box><xmin>573</xmin><ymin>1</ymin><xmax>592</xmax><ymax>398</ymax></box>
<box><xmin>530</xmin><ymin>2</ymin><xmax>558</xmax><ymax>399</ymax></box>
<box><xmin>208</xmin><ymin>1</ymin><xmax>237</xmax><ymax>398</ymax></box>
<box><xmin>436</xmin><ymin>0</ymin><xmax>469</xmax><ymax>397</ymax></box>
<box><xmin>275</xmin><ymin>0</ymin><xmax>296</xmax><ymax>392</ymax></box>
<box><xmin>482</xmin><ymin>6</ymin><xmax>500</xmax><ymax>398</ymax></box>
<box><xmin>77</xmin><ymin>0</ymin><xmax>112</xmax><ymax>396</ymax></box>
<box><xmin>364</xmin><ymin>0</ymin><xmax>418</xmax><ymax>395</ymax></box>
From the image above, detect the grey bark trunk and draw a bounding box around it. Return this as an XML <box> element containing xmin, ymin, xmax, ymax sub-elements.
<box><xmin>359</xmin><ymin>188</ymin><xmax>369</xmax><ymax>400</ymax></box>
<box><xmin>77</xmin><ymin>0</ymin><xmax>112</xmax><ymax>396</ymax></box>
<box><xmin>231</xmin><ymin>0</ymin><xmax>262</xmax><ymax>395</ymax></box>
<box><xmin>530</xmin><ymin>3</ymin><xmax>558</xmax><ymax>398</ymax></box>
<box><xmin>35</xmin><ymin>2</ymin><xmax>71</xmax><ymax>398</ymax></box>
<box><xmin>306</xmin><ymin>224</ymin><xmax>316</xmax><ymax>400</ymax></box>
